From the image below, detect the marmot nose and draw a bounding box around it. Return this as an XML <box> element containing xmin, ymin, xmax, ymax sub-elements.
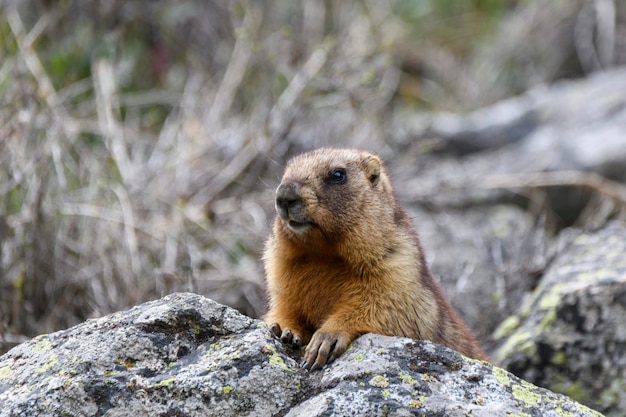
<box><xmin>276</xmin><ymin>183</ymin><xmax>302</xmax><ymax>215</ymax></box>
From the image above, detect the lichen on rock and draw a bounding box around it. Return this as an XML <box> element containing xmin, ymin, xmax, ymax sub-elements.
<box><xmin>495</xmin><ymin>221</ymin><xmax>626</xmax><ymax>417</ymax></box>
<box><xmin>0</xmin><ymin>292</ymin><xmax>604</xmax><ymax>416</ymax></box>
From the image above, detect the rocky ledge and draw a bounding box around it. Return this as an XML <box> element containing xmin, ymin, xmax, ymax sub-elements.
<box><xmin>0</xmin><ymin>292</ymin><xmax>603</xmax><ymax>417</ymax></box>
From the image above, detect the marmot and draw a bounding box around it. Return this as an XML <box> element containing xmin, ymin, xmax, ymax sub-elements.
<box><xmin>263</xmin><ymin>148</ymin><xmax>489</xmax><ymax>370</ymax></box>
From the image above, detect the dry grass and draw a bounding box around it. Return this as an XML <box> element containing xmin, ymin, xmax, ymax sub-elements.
<box><xmin>0</xmin><ymin>0</ymin><xmax>404</xmax><ymax>349</ymax></box>
<box><xmin>1</xmin><ymin>0</ymin><xmax>625</xmax><ymax>353</ymax></box>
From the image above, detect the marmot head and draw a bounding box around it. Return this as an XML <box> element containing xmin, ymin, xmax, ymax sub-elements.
<box><xmin>273</xmin><ymin>148</ymin><xmax>397</xmax><ymax>255</ymax></box>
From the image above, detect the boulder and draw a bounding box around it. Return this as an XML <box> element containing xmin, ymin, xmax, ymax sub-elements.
<box><xmin>391</xmin><ymin>68</ymin><xmax>626</xmax><ymax>210</ymax></box>
<box><xmin>0</xmin><ymin>293</ymin><xmax>603</xmax><ymax>416</ymax></box>
<box><xmin>392</xmin><ymin>68</ymin><xmax>626</xmax><ymax>176</ymax></box>
<box><xmin>495</xmin><ymin>221</ymin><xmax>626</xmax><ymax>417</ymax></box>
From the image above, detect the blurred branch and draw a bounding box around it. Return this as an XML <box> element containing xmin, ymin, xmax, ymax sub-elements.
<box><xmin>6</xmin><ymin>7</ymin><xmax>58</xmax><ymax>109</ymax></box>
<box><xmin>59</xmin><ymin>203</ymin><xmax>163</xmax><ymax>241</ymax></box>
<box><xmin>147</xmin><ymin>73</ymin><xmax>204</xmax><ymax>185</ymax></box>
<box><xmin>267</xmin><ymin>36</ymin><xmax>336</xmax><ymax>138</ymax></box>
<box><xmin>111</xmin><ymin>185</ymin><xmax>141</xmax><ymax>276</ymax></box>
<box><xmin>192</xmin><ymin>35</ymin><xmax>336</xmax><ymax>208</ymax></box>
<box><xmin>575</xmin><ymin>0</ymin><xmax>616</xmax><ymax>73</ymax></box>
<box><xmin>7</xmin><ymin>5</ymin><xmax>70</xmax><ymax>189</ymax></box>
<box><xmin>483</xmin><ymin>170</ymin><xmax>626</xmax><ymax>207</ymax></box>
<box><xmin>302</xmin><ymin>0</ymin><xmax>326</xmax><ymax>51</ymax></box>
<box><xmin>208</xmin><ymin>5</ymin><xmax>263</xmax><ymax>126</ymax></box>
<box><xmin>595</xmin><ymin>0</ymin><xmax>616</xmax><ymax>67</ymax></box>
<box><xmin>93</xmin><ymin>59</ymin><xmax>134</xmax><ymax>185</ymax></box>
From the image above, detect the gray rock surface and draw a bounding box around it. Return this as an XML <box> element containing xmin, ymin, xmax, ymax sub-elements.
<box><xmin>0</xmin><ymin>292</ymin><xmax>604</xmax><ymax>417</ymax></box>
<box><xmin>393</xmin><ymin>69</ymin><xmax>626</xmax><ymax>173</ymax></box>
<box><xmin>391</xmin><ymin>68</ymin><xmax>626</xmax><ymax>208</ymax></box>
<box><xmin>495</xmin><ymin>221</ymin><xmax>626</xmax><ymax>417</ymax></box>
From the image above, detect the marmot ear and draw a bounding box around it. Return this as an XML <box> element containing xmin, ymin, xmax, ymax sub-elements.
<box><xmin>362</xmin><ymin>154</ymin><xmax>381</xmax><ymax>186</ymax></box>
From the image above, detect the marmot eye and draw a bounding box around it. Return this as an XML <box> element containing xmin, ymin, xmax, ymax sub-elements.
<box><xmin>329</xmin><ymin>168</ymin><xmax>347</xmax><ymax>184</ymax></box>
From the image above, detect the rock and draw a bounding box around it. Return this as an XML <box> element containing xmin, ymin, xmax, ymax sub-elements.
<box><xmin>0</xmin><ymin>293</ymin><xmax>305</xmax><ymax>416</ymax></box>
<box><xmin>393</xmin><ymin>68</ymin><xmax>626</xmax><ymax>176</ymax></box>
<box><xmin>0</xmin><ymin>293</ymin><xmax>603</xmax><ymax>416</ymax></box>
<box><xmin>391</xmin><ymin>68</ymin><xmax>626</xmax><ymax>209</ymax></box>
<box><xmin>495</xmin><ymin>221</ymin><xmax>626</xmax><ymax>417</ymax></box>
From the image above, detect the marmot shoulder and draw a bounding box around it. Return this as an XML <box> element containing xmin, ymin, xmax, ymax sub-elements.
<box><xmin>263</xmin><ymin>148</ymin><xmax>489</xmax><ymax>370</ymax></box>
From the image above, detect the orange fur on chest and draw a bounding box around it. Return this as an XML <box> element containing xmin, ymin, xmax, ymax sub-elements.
<box><xmin>269</xmin><ymin>251</ymin><xmax>363</xmax><ymax>328</ymax></box>
<box><xmin>266</xmin><ymin>227</ymin><xmax>429</xmax><ymax>335</ymax></box>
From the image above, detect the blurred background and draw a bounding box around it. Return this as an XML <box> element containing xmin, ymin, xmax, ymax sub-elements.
<box><xmin>1</xmin><ymin>0</ymin><xmax>626</xmax><ymax>355</ymax></box>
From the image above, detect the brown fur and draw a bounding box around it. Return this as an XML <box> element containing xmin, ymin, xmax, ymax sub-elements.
<box><xmin>263</xmin><ymin>148</ymin><xmax>489</xmax><ymax>370</ymax></box>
